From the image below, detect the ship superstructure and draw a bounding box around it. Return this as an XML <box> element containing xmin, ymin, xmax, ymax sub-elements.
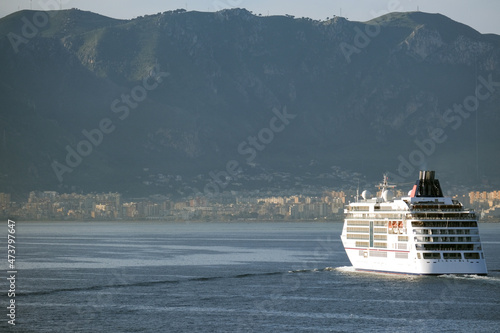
<box><xmin>341</xmin><ymin>171</ymin><xmax>487</xmax><ymax>275</ymax></box>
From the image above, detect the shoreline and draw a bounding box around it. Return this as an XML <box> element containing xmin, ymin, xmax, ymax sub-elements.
<box><xmin>4</xmin><ymin>218</ymin><xmax>345</xmax><ymax>223</ymax></box>
<box><xmin>4</xmin><ymin>218</ymin><xmax>500</xmax><ymax>223</ymax></box>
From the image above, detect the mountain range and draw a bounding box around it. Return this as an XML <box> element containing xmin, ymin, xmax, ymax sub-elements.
<box><xmin>1</xmin><ymin>8</ymin><xmax>500</xmax><ymax>198</ymax></box>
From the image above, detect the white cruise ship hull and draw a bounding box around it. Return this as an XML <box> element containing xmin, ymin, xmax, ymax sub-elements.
<box><xmin>341</xmin><ymin>171</ymin><xmax>488</xmax><ymax>276</ymax></box>
<box><xmin>342</xmin><ymin>247</ymin><xmax>488</xmax><ymax>275</ymax></box>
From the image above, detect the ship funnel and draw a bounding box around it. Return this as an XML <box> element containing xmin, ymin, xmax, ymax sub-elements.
<box><xmin>412</xmin><ymin>170</ymin><xmax>443</xmax><ymax>197</ymax></box>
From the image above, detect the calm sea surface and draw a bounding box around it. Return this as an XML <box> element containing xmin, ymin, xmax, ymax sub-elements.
<box><xmin>1</xmin><ymin>221</ymin><xmax>499</xmax><ymax>332</ymax></box>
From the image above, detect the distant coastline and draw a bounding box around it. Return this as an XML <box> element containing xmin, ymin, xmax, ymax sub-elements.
<box><xmin>3</xmin><ymin>188</ymin><xmax>500</xmax><ymax>223</ymax></box>
<box><xmin>5</xmin><ymin>218</ymin><xmax>499</xmax><ymax>223</ymax></box>
<box><xmin>3</xmin><ymin>217</ymin><xmax>346</xmax><ymax>223</ymax></box>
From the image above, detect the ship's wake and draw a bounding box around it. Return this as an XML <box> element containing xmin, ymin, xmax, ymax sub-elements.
<box><xmin>438</xmin><ymin>273</ymin><xmax>500</xmax><ymax>283</ymax></box>
<box><xmin>17</xmin><ymin>271</ymin><xmax>285</xmax><ymax>297</ymax></box>
<box><xmin>332</xmin><ymin>266</ymin><xmax>357</xmax><ymax>273</ymax></box>
<box><xmin>287</xmin><ymin>267</ymin><xmax>337</xmax><ymax>274</ymax></box>
<box><xmin>19</xmin><ymin>265</ymin><xmax>499</xmax><ymax>298</ymax></box>
<box><xmin>20</xmin><ymin>268</ymin><xmax>344</xmax><ymax>297</ymax></box>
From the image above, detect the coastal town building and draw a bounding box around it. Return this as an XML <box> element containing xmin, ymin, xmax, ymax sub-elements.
<box><xmin>2</xmin><ymin>187</ymin><xmax>500</xmax><ymax>222</ymax></box>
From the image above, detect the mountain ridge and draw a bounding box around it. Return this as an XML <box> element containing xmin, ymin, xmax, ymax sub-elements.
<box><xmin>1</xmin><ymin>8</ymin><xmax>499</xmax><ymax>197</ymax></box>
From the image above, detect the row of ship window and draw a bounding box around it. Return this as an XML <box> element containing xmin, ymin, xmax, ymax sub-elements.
<box><xmin>347</xmin><ymin>234</ymin><xmax>408</xmax><ymax>241</ymax></box>
<box><xmin>346</xmin><ymin>213</ymin><xmax>475</xmax><ymax>220</ymax></box>
<box><xmin>346</xmin><ymin>220</ymin><xmax>405</xmax><ymax>226</ymax></box>
<box><xmin>346</xmin><ymin>222</ymin><xmax>478</xmax><ymax>232</ymax></box>
<box><xmin>349</xmin><ymin>204</ymin><xmax>464</xmax><ymax>212</ymax></box>
<box><xmin>414</xmin><ymin>236</ymin><xmax>480</xmax><ymax>243</ymax></box>
<box><xmin>353</xmin><ymin>241</ymin><xmax>406</xmax><ymax>249</ymax></box>
<box><xmin>418</xmin><ymin>252</ymin><xmax>482</xmax><ymax>260</ymax></box>
<box><xmin>411</xmin><ymin>221</ymin><xmax>477</xmax><ymax>227</ymax></box>
<box><xmin>413</xmin><ymin>229</ymin><xmax>478</xmax><ymax>235</ymax></box>
<box><xmin>348</xmin><ymin>234</ymin><xmax>477</xmax><ymax>243</ymax></box>
<box><xmin>357</xmin><ymin>250</ymin><xmax>409</xmax><ymax>259</ymax></box>
<box><xmin>356</xmin><ymin>250</ymin><xmax>482</xmax><ymax>260</ymax></box>
<box><xmin>416</xmin><ymin>244</ymin><xmax>479</xmax><ymax>251</ymax></box>
<box><xmin>346</xmin><ymin>220</ymin><xmax>477</xmax><ymax>227</ymax></box>
<box><xmin>346</xmin><ymin>226</ymin><xmax>392</xmax><ymax>233</ymax></box>
<box><xmin>353</xmin><ymin>240</ymin><xmax>479</xmax><ymax>251</ymax></box>
<box><xmin>346</xmin><ymin>226</ymin><xmax>477</xmax><ymax>236</ymax></box>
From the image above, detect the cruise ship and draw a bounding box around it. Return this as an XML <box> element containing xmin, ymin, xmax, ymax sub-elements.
<box><xmin>341</xmin><ymin>171</ymin><xmax>488</xmax><ymax>275</ymax></box>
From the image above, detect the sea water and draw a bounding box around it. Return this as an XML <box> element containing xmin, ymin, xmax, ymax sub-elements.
<box><xmin>1</xmin><ymin>221</ymin><xmax>499</xmax><ymax>332</ymax></box>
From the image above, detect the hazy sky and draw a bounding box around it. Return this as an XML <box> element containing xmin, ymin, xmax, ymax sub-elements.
<box><xmin>1</xmin><ymin>0</ymin><xmax>500</xmax><ymax>35</ymax></box>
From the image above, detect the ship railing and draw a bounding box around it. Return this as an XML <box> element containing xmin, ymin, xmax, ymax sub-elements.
<box><xmin>406</xmin><ymin>213</ymin><xmax>476</xmax><ymax>220</ymax></box>
<box><xmin>345</xmin><ymin>213</ymin><xmax>406</xmax><ymax>219</ymax></box>
<box><xmin>410</xmin><ymin>222</ymin><xmax>478</xmax><ymax>229</ymax></box>
<box><xmin>413</xmin><ymin>236</ymin><xmax>481</xmax><ymax>243</ymax></box>
<box><xmin>415</xmin><ymin>244</ymin><xmax>482</xmax><ymax>251</ymax></box>
<box><xmin>410</xmin><ymin>209</ymin><xmax>463</xmax><ymax>213</ymax></box>
<box><xmin>412</xmin><ymin>229</ymin><xmax>479</xmax><ymax>235</ymax></box>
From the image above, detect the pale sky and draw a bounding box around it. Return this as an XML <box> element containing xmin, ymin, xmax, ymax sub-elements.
<box><xmin>1</xmin><ymin>0</ymin><xmax>500</xmax><ymax>35</ymax></box>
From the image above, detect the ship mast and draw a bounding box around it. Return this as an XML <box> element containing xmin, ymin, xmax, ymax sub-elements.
<box><xmin>356</xmin><ymin>179</ymin><xmax>359</xmax><ymax>203</ymax></box>
<box><xmin>377</xmin><ymin>174</ymin><xmax>396</xmax><ymax>193</ymax></box>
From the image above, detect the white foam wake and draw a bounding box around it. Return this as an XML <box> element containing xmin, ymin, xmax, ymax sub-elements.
<box><xmin>333</xmin><ymin>266</ymin><xmax>356</xmax><ymax>273</ymax></box>
<box><xmin>438</xmin><ymin>273</ymin><xmax>500</xmax><ymax>283</ymax></box>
